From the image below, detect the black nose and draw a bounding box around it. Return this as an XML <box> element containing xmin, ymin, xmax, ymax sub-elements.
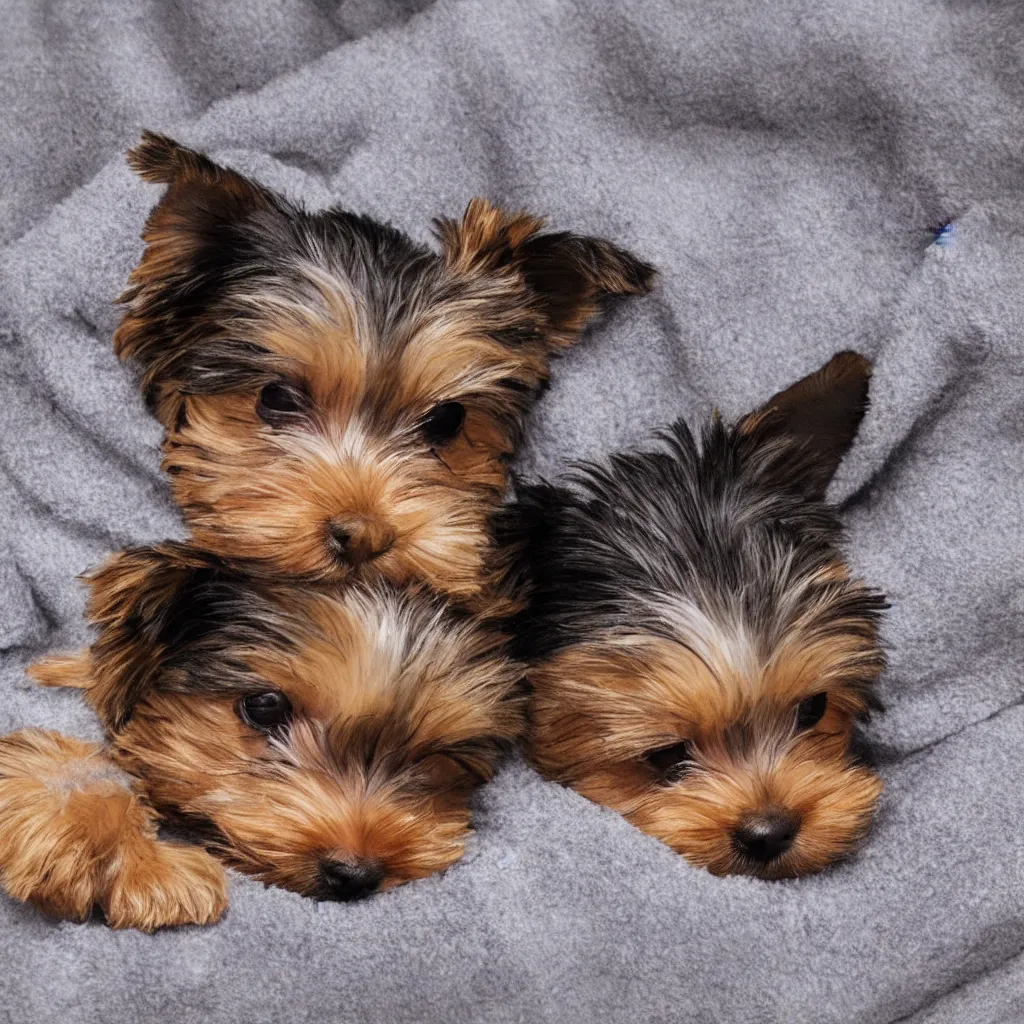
<box><xmin>327</xmin><ymin>524</ymin><xmax>352</xmax><ymax>554</ymax></box>
<box><xmin>317</xmin><ymin>860</ymin><xmax>383</xmax><ymax>902</ymax></box>
<box><xmin>326</xmin><ymin>516</ymin><xmax>396</xmax><ymax>565</ymax></box>
<box><xmin>733</xmin><ymin>811</ymin><xmax>799</xmax><ymax>863</ymax></box>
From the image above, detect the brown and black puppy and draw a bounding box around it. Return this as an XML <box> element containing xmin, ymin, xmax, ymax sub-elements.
<box><xmin>0</xmin><ymin>134</ymin><xmax>652</xmax><ymax>931</ymax></box>
<box><xmin>511</xmin><ymin>352</ymin><xmax>888</xmax><ymax>878</ymax></box>
<box><xmin>116</xmin><ymin>132</ymin><xmax>655</xmax><ymax>603</ymax></box>
<box><xmin>0</xmin><ymin>543</ymin><xmax>523</xmax><ymax>930</ymax></box>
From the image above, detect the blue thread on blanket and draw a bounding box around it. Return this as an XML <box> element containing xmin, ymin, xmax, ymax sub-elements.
<box><xmin>933</xmin><ymin>222</ymin><xmax>956</xmax><ymax>247</ymax></box>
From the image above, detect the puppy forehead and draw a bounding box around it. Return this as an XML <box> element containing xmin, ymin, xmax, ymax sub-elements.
<box><xmin>242</xmin><ymin>589</ymin><xmax>505</xmax><ymax>731</ymax></box>
<box><xmin>542</xmin><ymin>602</ymin><xmax>867</xmax><ymax>736</ymax></box>
<box><xmin>646</xmin><ymin>592</ymin><xmax>867</xmax><ymax>702</ymax></box>
<box><xmin>233</xmin><ymin>252</ymin><xmax>528</xmax><ymax>411</ymax></box>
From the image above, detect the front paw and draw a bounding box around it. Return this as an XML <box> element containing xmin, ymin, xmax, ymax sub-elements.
<box><xmin>0</xmin><ymin>729</ymin><xmax>226</xmax><ymax>931</ymax></box>
<box><xmin>103</xmin><ymin>840</ymin><xmax>228</xmax><ymax>932</ymax></box>
<box><xmin>0</xmin><ymin>730</ymin><xmax>114</xmax><ymax>921</ymax></box>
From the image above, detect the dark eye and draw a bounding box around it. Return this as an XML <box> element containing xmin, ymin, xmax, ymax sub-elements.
<box><xmin>796</xmin><ymin>692</ymin><xmax>828</xmax><ymax>730</ymax></box>
<box><xmin>645</xmin><ymin>740</ymin><xmax>692</xmax><ymax>783</ymax></box>
<box><xmin>422</xmin><ymin>402</ymin><xmax>465</xmax><ymax>446</ymax></box>
<box><xmin>257</xmin><ymin>382</ymin><xmax>306</xmax><ymax>426</ymax></box>
<box><xmin>416</xmin><ymin>742</ymin><xmax>492</xmax><ymax>785</ymax></box>
<box><xmin>239</xmin><ymin>691</ymin><xmax>293</xmax><ymax>730</ymax></box>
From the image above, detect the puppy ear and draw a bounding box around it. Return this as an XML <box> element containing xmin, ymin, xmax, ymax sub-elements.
<box><xmin>115</xmin><ymin>132</ymin><xmax>284</xmax><ymax>423</ymax></box>
<box><xmin>436</xmin><ymin>198</ymin><xmax>656</xmax><ymax>349</ymax></box>
<box><xmin>77</xmin><ymin>544</ymin><xmax>219</xmax><ymax>732</ymax></box>
<box><xmin>125</xmin><ymin>131</ymin><xmax>266</xmax><ymax>197</ymax></box>
<box><xmin>736</xmin><ymin>350</ymin><xmax>873</xmax><ymax>500</ymax></box>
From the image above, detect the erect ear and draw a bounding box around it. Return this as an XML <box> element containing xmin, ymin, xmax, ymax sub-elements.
<box><xmin>74</xmin><ymin>544</ymin><xmax>223</xmax><ymax>733</ymax></box>
<box><xmin>114</xmin><ymin>132</ymin><xmax>285</xmax><ymax>422</ymax></box>
<box><xmin>435</xmin><ymin>198</ymin><xmax>656</xmax><ymax>349</ymax></box>
<box><xmin>736</xmin><ymin>350</ymin><xmax>873</xmax><ymax>500</ymax></box>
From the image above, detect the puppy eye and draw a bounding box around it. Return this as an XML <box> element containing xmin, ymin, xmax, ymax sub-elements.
<box><xmin>421</xmin><ymin>402</ymin><xmax>465</xmax><ymax>446</ymax></box>
<box><xmin>644</xmin><ymin>740</ymin><xmax>692</xmax><ymax>783</ymax></box>
<box><xmin>257</xmin><ymin>382</ymin><xmax>306</xmax><ymax>426</ymax></box>
<box><xmin>417</xmin><ymin>752</ymin><xmax>475</xmax><ymax>785</ymax></box>
<box><xmin>415</xmin><ymin>743</ymin><xmax>492</xmax><ymax>785</ymax></box>
<box><xmin>796</xmin><ymin>692</ymin><xmax>828</xmax><ymax>730</ymax></box>
<box><xmin>238</xmin><ymin>691</ymin><xmax>293</xmax><ymax>730</ymax></box>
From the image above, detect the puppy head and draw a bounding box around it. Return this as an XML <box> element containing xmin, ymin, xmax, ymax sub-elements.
<box><xmin>521</xmin><ymin>352</ymin><xmax>887</xmax><ymax>878</ymax></box>
<box><xmin>72</xmin><ymin>543</ymin><xmax>524</xmax><ymax>899</ymax></box>
<box><xmin>116</xmin><ymin>132</ymin><xmax>655</xmax><ymax>598</ymax></box>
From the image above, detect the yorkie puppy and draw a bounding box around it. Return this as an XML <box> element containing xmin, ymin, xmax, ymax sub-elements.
<box><xmin>0</xmin><ymin>542</ymin><xmax>522</xmax><ymax>929</ymax></box>
<box><xmin>512</xmin><ymin>352</ymin><xmax>888</xmax><ymax>878</ymax></box>
<box><xmin>116</xmin><ymin>132</ymin><xmax>655</xmax><ymax>601</ymax></box>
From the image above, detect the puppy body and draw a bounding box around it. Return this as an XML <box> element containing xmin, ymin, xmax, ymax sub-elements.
<box><xmin>6</xmin><ymin>544</ymin><xmax>523</xmax><ymax>927</ymax></box>
<box><xmin>116</xmin><ymin>133</ymin><xmax>655</xmax><ymax>603</ymax></box>
<box><xmin>515</xmin><ymin>352</ymin><xmax>888</xmax><ymax>878</ymax></box>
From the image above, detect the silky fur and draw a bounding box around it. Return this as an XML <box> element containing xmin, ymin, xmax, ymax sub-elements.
<box><xmin>6</xmin><ymin>543</ymin><xmax>524</xmax><ymax>928</ymax></box>
<box><xmin>115</xmin><ymin>132</ymin><xmax>655</xmax><ymax>601</ymax></box>
<box><xmin>512</xmin><ymin>352</ymin><xmax>888</xmax><ymax>878</ymax></box>
<box><xmin>0</xmin><ymin>729</ymin><xmax>226</xmax><ymax>930</ymax></box>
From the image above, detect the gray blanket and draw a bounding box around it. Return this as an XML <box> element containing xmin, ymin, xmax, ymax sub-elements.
<box><xmin>1</xmin><ymin>1</ymin><xmax>1023</xmax><ymax>1021</ymax></box>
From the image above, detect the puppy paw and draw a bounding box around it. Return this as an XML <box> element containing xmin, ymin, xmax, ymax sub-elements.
<box><xmin>0</xmin><ymin>730</ymin><xmax>118</xmax><ymax>921</ymax></box>
<box><xmin>103</xmin><ymin>841</ymin><xmax>227</xmax><ymax>932</ymax></box>
<box><xmin>0</xmin><ymin>729</ymin><xmax>226</xmax><ymax>930</ymax></box>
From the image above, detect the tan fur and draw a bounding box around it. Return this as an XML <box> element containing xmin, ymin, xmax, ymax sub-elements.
<box><xmin>112</xmin><ymin>134</ymin><xmax>654</xmax><ymax>602</ymax></box>
<box><xmin>156</xmin><ymin>290</ymin><xmax>553</xmax><ymax>599</ymax></box>
<box><xmin>23</xmin><ymin>545</ymin><xmax>524</xmax><ymax>910</ymax></box>
<box><xmin>166</xmin><ymin>384</ymin><xmax>499</xmax><ymax>599</ymax></box>
<box><xmin>436</xmin><ymin>199</ymin><xmax>546</xmax><ymax>276</ymax></box>
<box><xmin>528</xmin><ymin>622</ymin><xmax>884</xmax><ymax>879</ymax></box>
<box><xmin>0</xmin><ymin>729</ymin><xmax>226</xmax><ymax>929</ymax></box>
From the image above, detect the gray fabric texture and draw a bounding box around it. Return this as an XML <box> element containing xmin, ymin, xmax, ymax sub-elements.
<box><xmin>1</xmin><ymin>0</ymin><xmax>1023</xmax><ymax>1021</ymax></box>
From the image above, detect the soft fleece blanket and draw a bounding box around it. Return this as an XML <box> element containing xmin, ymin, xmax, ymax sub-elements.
<box><xmin>1</xmin><ymin>1</ymin><xmax>1023</xmax><ymax>1021</ymax></box>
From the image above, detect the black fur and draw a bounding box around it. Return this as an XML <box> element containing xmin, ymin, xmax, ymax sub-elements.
<box><xmin>120</xmin><ymin>133</ymin><xmax>655</xmax><ymax>429</ymax></box>
<box><xmin>507</xmin><ymin>357</ymin><xmax>887</xmax><ymax>711</ymax></box>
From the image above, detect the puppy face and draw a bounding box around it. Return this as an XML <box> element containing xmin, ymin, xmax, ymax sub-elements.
<box><xmin>50</xmin><ymin>545</ymin><xmax>524</xmax><ymax>899</ymax></box>
<box><xmin>115</xmin><ymin>132</ymin><xmax>654</xmax><ymax>599</ymax></box>
<box><xmin>516</xmin><ymin>352</ymin><xmax>887</xmax><ymax>878</ymax></box>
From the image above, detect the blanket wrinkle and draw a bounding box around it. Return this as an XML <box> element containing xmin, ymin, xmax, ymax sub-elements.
<box><xmin>0</xmin><ymin>556</ymin><xmax>47</xmax><ymax>651</ymax></box>
<box><xmin>891</xmin><ymin>928</ymin><xmax>1024</xmax><ymax>1024</ymax></box>
<box><xmin>881</xmin><ymin>690</ymin><xmax>1024</xmax><ymax>768</ymax></box>
<box><xmin>899</xmin><ymin>945</ymin><xmax>1024</xmax><ymax>1024</ymax></box>
<box><xmin>839</xmin><ymin>330</ymin><xmax>990</xmax><ymax>511</ymax></box>
<box><xmin>0</xmin><ymin>0</ymin><xmax>442</xmax><ymax>247</ymax></box>
<box><xmin>1</xmin><ymin>355</ymin><xmax>165</xmax><ymax>497</ymax></box>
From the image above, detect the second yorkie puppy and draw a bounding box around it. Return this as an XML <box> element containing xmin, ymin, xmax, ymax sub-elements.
<box><xmin>511</xmin><ymin>352</ymin><xmax>888</xmax><ymax>878</ymax></box>
<box><xmin>115</xmin><ymin>132</ymin><xmax>655</xmax><ymax>602</ymax></box>
<box><xmin>0</xmin><ymin>543</ymin><xmax>522</xmax><ymax>930</ymax></box>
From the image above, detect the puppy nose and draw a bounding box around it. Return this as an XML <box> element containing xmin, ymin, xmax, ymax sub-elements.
<box><xmin>318</xmin><ymin>859</ymin><xmax>384</xmax><ymax>902</ymax></box>
<box><xmin>733</xmin><ymin>811</ymin><xmax>799</xmax><ymax>863</ymax></box>
<box><xmin>327</xmin><ymin>516</ymin><xmax>396</xmax><ymax>565</ymax></box>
